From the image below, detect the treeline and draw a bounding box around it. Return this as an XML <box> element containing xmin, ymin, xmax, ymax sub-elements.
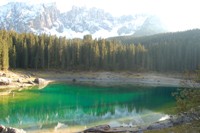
<box><xmin>108</xmin><ymin>29</ymin><xmax>200</xmax><ymax>46</ymax></box>
<box><xmin>0</xmin><ymin>29</ymin><xmax>200</xmax><ymax>72</ymax></box>
<box><xmin>0</xmin><ymin>30</ymin><xmax>146</xmax><ymax>71</ymax></box>
<box><xmin>109</xmin><ymin>29</ymin><xmax>200</xmax><ymax>72</ymax></box>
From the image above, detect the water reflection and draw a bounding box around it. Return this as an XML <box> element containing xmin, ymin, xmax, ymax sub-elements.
<box><xmin>0</xmin><ymin>83</ymin><xmax>177</xmax><ymax>130</ymax></box>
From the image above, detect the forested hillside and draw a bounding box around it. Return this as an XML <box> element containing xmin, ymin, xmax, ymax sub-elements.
<box><xmin>0</xmin><ymin>29</ymin><xmax>200</xmax><ymax>72</ymax></box>
<box><xmin>109</xmin><ymin>29</ymin><xmax>200</xmax><ymax>71</ymax></box>
<box><xmin>109</xmin><ymin>29</ymin><xmax>200</xmax><ymax>45</ymax></box>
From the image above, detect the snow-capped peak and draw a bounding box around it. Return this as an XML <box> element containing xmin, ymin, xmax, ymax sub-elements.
<box><xmin>0</xmin><ymin>2</ymin><xmax>167</xmax><ymax>38</ymax></box>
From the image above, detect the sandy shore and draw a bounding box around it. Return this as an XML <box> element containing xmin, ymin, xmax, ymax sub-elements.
<box><xmin>0</xmin><ymin>70</ymin><xmax>185</xmax><ymax>91</ymax></box>
<box><xmin>0</xmin><ymin>70</ymin><xmax>37</xmax><ymax>90</ymax></box>
<box><xmin>33</xmin><ymin>70</ymin><xmax>184</xmax><ymax>87</ymax></box>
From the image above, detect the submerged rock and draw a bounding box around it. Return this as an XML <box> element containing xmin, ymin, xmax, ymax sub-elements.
<box><xmin>0</xmin><ymin>125</ymin><xmax>26</xmax><ymax>133</ymax></box>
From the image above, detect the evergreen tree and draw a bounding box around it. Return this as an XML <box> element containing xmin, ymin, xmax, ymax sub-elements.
<box><xmin>1</xmin><ymin>39</ymin><xmax>9</xmax><ymax>70</ymax></box>
<box><xmin>9</xmin><ymin>45</ymin><xmax>16</xmax><ymax>69</ymax></box>
<box><xmin>0</xmin><ymin>29</ymin><xmax>199</xmax><ymax>72</ymax></box>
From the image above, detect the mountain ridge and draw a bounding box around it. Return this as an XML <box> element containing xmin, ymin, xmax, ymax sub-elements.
<box><xmin>0</xmin><ymin>2</ymin><xmax>167</xmax><ymax>38</ymax></box>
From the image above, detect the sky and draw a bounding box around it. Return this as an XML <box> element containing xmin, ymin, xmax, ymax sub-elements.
<box><xmin>0</xmin><ymin>0</ymin><xmax>200</xmax><ymax>31</ymax></box>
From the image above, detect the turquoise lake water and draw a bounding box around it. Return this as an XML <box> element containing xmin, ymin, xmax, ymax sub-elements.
<box><xmin>0</xmin><ymin>83</ymin><xmax>178</xmax><ymax>131</ymax></box>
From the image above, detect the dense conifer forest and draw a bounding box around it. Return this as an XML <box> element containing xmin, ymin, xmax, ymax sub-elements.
<box><xmin>0</xmin><ymin>29</ymin><xmax>200</xmax><ymax>72</ymax></box>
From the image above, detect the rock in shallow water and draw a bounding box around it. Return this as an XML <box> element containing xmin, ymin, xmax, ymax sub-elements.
<box><xmin>34</xmin><ymin>78</ymin><xmax>46</xmax><ymax>85</ymax></box>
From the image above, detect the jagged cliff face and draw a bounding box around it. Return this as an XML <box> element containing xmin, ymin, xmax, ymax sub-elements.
<box><xmin>0</xmin><ymin>2</ymin><xmax>63</xmax><ymax>33</ymax></box>
<box><xmin>31</xmin><ymin>3</ymin><xmax>61</xmax><ymax>31</ymax></box>
<box><xmin>0</xmin><ymin>2</ymin><xmax>167</xmax><ymax>38</ymax></box>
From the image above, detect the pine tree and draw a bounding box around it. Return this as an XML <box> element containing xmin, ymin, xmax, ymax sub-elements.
<box><xmin>10</xmin><ymin>45</ymin><xmax>16</xmax><ymax>69</ymax></box>
<box><xmin>23</xmin><ymin>39</ymin><xmax>28</xmax><ymax>69</ymax></box>
<box><xmin>0</xmin><ymin>38</ymin><xmax>2</xmax><ymax>70</ymax></box>
<box><xmin>1</xmin><ymin>39</ymin><xmax>9</xmax><ymax>70</ymax></box>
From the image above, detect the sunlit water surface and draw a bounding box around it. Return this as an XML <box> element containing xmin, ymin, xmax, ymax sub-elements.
<box><xmin>0</xmin><ymin>83</ymin><xmax>178</xmax><ymax>132</ymax></box>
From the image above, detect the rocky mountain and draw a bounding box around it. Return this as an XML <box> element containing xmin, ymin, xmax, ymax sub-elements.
<box><xmin>0</xmin><ymin>2</ymin><xmax>167</xmax><ymax>38</ymax></box>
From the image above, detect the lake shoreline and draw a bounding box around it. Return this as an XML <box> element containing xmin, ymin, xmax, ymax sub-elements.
<box><xmin>0</xmin><ymin>70</ymin><xmax>189</xmax><ymax>90</ymax></box>
<box><xmin>29</xmin><ymin>70</ymin><xmax>185</xmax><ymax>87</ymax></box>
<box><xmin>0</xmin><ymin>70</ymin><xmax>199</xmax><ymax>133</ymax></box>
<box><xmin>0</xmin><ymin>70</ymin><xmax>37</xmax><ymax>90</ymax></box>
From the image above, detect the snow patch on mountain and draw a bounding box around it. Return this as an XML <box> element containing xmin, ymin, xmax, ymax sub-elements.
<box><xmin>0</xmin><ymin>2</ymin><xmax>167</xmax><ymax>38</ymax></box>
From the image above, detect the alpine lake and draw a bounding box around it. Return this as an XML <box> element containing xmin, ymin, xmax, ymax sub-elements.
<box><xmin>0</xmin><ymin>82</ymin><xmax>178</xmax><ymax>132</ymax></box>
